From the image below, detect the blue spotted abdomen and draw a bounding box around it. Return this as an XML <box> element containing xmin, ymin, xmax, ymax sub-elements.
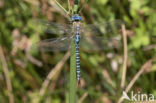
<box><xmin>75</xmin><ymin>35</ymin><xmax>81</xmax><ymax>84</ymax></box>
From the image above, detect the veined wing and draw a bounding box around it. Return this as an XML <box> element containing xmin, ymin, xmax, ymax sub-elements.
<box><xmin>30</xmin><ymin>35</ymin><xmax>122</xmax><ymax>52</ymax></box>
<box><xmin>35</xmin><ymin>19</ymin><xmax>73</xmax><ymax>36</ymax></box>
<box><xmin>82</xmin><ymin>20</ymin><xmax>124</xmax><ymax>37</ymax></box>
<box><xmin>31</xmin><ymin>20</ymin><xmax>123</xmax><ymax>52</ymax></box>
<box><xmin>31</xmin><ymin>36</ymin><xmax>74</xmax><ymax>52</ymax></box>
<box><xmin>79</xmin><ymin>20</ymin><xmax>123</xmax><ymax>51</ymax></box>
<box><xmin>79</xmin><ymin>35</ymin><xmax>122</xmax><ymax>51</ymax></box>
<box><xmin>34</xmin><ymin>19</ymin><xmax>123</xmax><ymax>37</ymax></box>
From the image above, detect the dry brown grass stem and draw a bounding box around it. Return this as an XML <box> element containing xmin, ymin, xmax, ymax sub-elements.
<box><xmin>0</xmin><ymin>46</ymin><xmax>14</xmax><ymax>103</ymax></box>
<box><xmin>102</xmin><ymin>68</ymin><xmax>114</xmax><ymax>87</ymax></box>
<box><xmin>121</xmin><ymin>24</ymin><xmax>128</xmax><ymax>88</ymax></box>
<box><xmin>39</xmin><ymin>51</ymin><xmax>70</xmax><ymax>97</ymax></box>
<box><xmin>26</xmin><ymin>54</ymin><xmax>43</xmax><ymax>67</ymax></box>
<box><xmin>143</xmin><ymin>44</ymin><xmax>156</xmax><ymax>51</ymax></box>
<box><xmin>125</xmin><ymin>59</ymin><xmax>152</xmax><ymax>93</ymax></box>
<box><xmin>68</xmin><ymin>0</ymin><xmax>71</xmax><ymax>12</ymax></box>
<box><xmin>117</xmin><ymin>59</ymin><xmax>153</xmax><ymax>103</ymax></box>
<box><xmin>78</xmin><ymin>92</ymin><xmax>88</xmax><ymax>103</ymax></box>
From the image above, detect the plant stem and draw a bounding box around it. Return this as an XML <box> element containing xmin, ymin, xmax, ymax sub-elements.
<box><xmin>0</xmin><ymin>46</ymin><xmax>14</xmax><ymax>103</ymax></box>
<box><xmin>78</xmin><ymin>0</ymin><xmax>88</xmax><ymax>13</ymax></box>
<box><xmin>69</xmin><ymin>39</ymin><xmax>77</xmax><ymax>103</ymax></box>
<box><xmin>53</xmin><ymin>0</ymin><xmax>69</xmax><ymax>14</ymax></box>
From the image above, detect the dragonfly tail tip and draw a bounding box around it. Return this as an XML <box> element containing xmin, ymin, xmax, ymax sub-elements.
<box><xmin>77</xmin><ymin>80</ymin><xmax>81</xmax><ymax>86</ymax></box>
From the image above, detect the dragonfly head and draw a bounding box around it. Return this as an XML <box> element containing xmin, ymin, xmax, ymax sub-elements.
<box><xmin>72</xmin><ymin>14</ymin><xmax>82</xmax><ymax>21</ymax></box>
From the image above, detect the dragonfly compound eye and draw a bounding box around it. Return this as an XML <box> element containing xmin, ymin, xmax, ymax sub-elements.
<box><xmin>72</xmin><ymin>15</ymin><xmax>82</xmax><ymax>21</ymax></box>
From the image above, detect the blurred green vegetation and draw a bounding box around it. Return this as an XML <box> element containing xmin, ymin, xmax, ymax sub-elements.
<box><xmin>0</xmin><ymin>0</ymin><xmax>156</xmax><ymax>103</ymax></box>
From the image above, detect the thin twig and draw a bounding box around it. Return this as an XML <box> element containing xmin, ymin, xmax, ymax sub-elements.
<box><xmin>125</xmin><ymin>60</ymin><xmax>152</xmax><ymax>93</ymax></box>
<box><xmin>48</xmin><ymin>0</ymin><xmax>71</xmax><ymax>20</ymax></box>
<box><xmin>68</xmin><ymin>0</ymin><xmax>71</xmax><ymax>12</ymax></box>
<box><xmin>0</xmin><ymin>46</ymin><xmax>14</xmax><ymax>103</ymax></box>
<box><xmin>117</xmin><ymin>59</ymin><xmax>153</xmax><ymax>103</ymax></box>
<box><xmin>78</xmin><ymin>92</ymin><xmax>88</xmax><ymax>103</ymax></box>
<box><xmin>78</xmin><ymin>0</ymin><xmax>88</xmax><ymax>13</ymax></box>
<box><xmin>102</xmin><ymin>68</ymin><xmax>114</xmax><ymax>87</ymax></box>
<box><xmin>39</xmin><ymin>51</ymin><xmax>70</xmax><ymax>97</ymax></box>
<box><xmin>53</xmin><ymin>0</ymin><xmax>68</xmax><ymax>14</ymax></box>
<box><xmin>142</xmin><ymin>44</ymin><xmax>156</xmax><ymax>51</ymax></box>
<box><xmin>121</xmin><ymin>24</ymin><xmax>128</xmax><ymax>88</ymax></box>
<box><xmin>26</xmin><ymin>54</ymin><xmax>43</xmax><ymax>67</ymax></box>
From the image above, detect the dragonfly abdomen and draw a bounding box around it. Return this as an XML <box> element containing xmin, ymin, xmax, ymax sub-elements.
<box><xmin>75</xmin><ymin>34</ymin><xmax>81</xmax><ymax>85</ymax></box>
<box><xmin>75</xmin><ymin>43</ymin><xmax>81</xmax><ymax>85</ymax></box>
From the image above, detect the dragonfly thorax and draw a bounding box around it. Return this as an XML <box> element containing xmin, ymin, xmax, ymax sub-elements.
<box><xmin>73</xmin><ymin>21</ymin><xmax>81</xmax><ymax>35</ymax></box>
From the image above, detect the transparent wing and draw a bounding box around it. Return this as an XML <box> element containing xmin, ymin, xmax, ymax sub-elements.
<box><xmin>31</xmin><ymin>36</ymin><xmax>73</xmax><ymax>52</ymax></box>
<box><xmin>35</xmin><ymin>19</ymin><xmax>123</xmax><ymax>36</ymax></box>
<box><xmin>79</xmin><ymin>35</ymin><xmax>122</xmax><ymax>51</ymax></box>
<box><xmin>35</xmin><ymin>19</ymin><xmax>73</xmax><ymax>36</ymax></box>
<box><xmin>82</xmin><ymin>20</ymin><xmax>124</xmax><ymax>37</ymax></box>
<box><xmin>79</xmin><ymin>20</ymin><xmax>123</xmax><ymax>51</ymax></box>
<box><xmin>31</xmin><ymin>20</ymin><xmax>123</xmax><ymax>52</ymax></box>
<box><xmin>30</xmin><ymin>35</ymin><xmax>122</xmax><ymax>52</ymax></box>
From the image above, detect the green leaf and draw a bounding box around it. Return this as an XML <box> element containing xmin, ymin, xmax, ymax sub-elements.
<box><xmin>97</xmin><ymin>0</ymin><xmax>108</xmax><ymax>5</ymax></box>
<box><xmin>69</xmin><ymin>39</ymin><xmax>77</xmax><ymax>103</ymax></box>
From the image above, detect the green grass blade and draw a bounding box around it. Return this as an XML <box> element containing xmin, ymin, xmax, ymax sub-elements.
<box><xmin>53</xmin><ymin>0</ymin><xmax>69</xmax><ymax>14</ymax></box>
<box><xmin>78</xmin><ymin>0</ymin><xmax>88</xmax><ymax>13</ymax></box>
<box><xmin>69</xmin><ymin>39</ymin><xmax>77</xmax><ymax>103</ymax></box>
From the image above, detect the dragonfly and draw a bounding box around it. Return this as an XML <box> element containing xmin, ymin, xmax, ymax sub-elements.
<box><xmin>32</xmin><ymin>1</ymin><xmax>123</xmax><ymax>85</ymax></box>
<box><xmin>33</xmin><ymin>17</ymin><xmax>123</xmax><ymax>85</ymax></box>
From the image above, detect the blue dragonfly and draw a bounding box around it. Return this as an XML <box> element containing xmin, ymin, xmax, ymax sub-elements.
<box><xmin>33</xmin><ymin>14</ymin><xmax>123</xmax><ymax>85</ymax></box>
